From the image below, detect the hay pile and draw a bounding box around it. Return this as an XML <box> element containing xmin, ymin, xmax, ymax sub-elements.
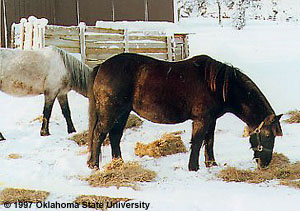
<box><xmin>87</xmin><ymin>159</ymin><xmax>156</xmax><ymax>189</ymax></box>
<box><xmin>218</xmin><ymin>153</ymin><xmax>300</xmax><ymax>187</ymax></box>
<box><xmin>75</xmin><ymin>195</ymin><xmax>130</xmax><ymax>210</ymax></box>
<box><xmin>7</xmin><ymin>153</ymin><xmax>22</xmax><ymax>159</ymax></box>
<box><xmin>69</xmin><ymin>131</ymin><xmax>110</xmax><ymax>147</ymax></box>
<box><xmin>0</xmin><ymin>188</ymin><xmax>49</xmax><ymax>204</ymax></box>
<box><xmin>285</xmin><ymin>110</ymin><xmax>300</xmax><ymax>123</ymax></box>
<box><xmin>135</xmin><ymin>132</ymin><xmax>187</xmax><ymax>158</ymax></box>
<box><xmin>69</xmin><ymin>114</ymin><xmax>143</xmax><ymax>146</ymax></box>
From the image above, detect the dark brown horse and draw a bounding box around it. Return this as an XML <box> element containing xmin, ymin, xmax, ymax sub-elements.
<box><xmin>87</xmin><ymin>53</ymin><xmax>283</xmax><ymax>171</ymax></box>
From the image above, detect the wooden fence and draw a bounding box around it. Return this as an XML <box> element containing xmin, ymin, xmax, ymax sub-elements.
<box><xmin>11</xmin><ymin>18</ymin><xmax>188</xmax><ymax>67</ymax></box>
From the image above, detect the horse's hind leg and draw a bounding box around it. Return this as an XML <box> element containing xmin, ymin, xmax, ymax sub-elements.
<box><xmin>109</xmin><ymin>112</ymin><xmax>130</xmax><ymax>159</ymax></box>
<box><xmin>57</xmin><ymin>94</ymin><xmax>76</xmax><ymax>134</ymax></box>
<box><xmin>204</xmin><ymin>120</ymin><xmax>218</xmax><ymax>167</ymax></box>
<box><xmin>0</xmin><ymin>132</ymin><xmax>5</xmax><ymax>141</ymax></box>
<box><xmin>188</xmin><ymin>119</ymin><xmax>209</xmax><ymax>171</ymax></box>
<box><xmin>40</xmin><ymin>94</ymin><xmax>56</xmax><ymax>136</ymax></box>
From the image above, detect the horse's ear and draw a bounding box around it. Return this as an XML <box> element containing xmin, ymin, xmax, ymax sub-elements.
<box><xmin>274</xmin><ymin>114</ymin><xmax>283</xmax><ymax>122</ymax></box>
<box><xmin>243</xmin><ymin>126</ymin><xmax>251</xmax><ymax>137</ymax></box>
<box><xmin>264</xmin><ymin>114</ymin><xmax>283</xmax><ymax>125</ymax></box>
<box><xmin>272</xmin><ymin>114</ymin><xmax>283</xmax><ymax>137</ymax></box>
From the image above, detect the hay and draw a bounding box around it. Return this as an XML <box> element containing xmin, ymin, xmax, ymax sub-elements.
<box><xmin>69</xmin><ymin>131</ymin><xmax>110</xmax><ymax>147</ymax></box>
<box><xmin>124</xmin><ymin>114</ymin><xmax>143</xmax><ymax>129</ymax></box>
<box><xmin>30</xmin><ymin>115</ymin><xmax>43</xmax><ymax>123</ymax></box>
<box><xmin>0</xmin><ymin>188</ymin><xmax>49</xmax><ymax>204</ymax></box>
<box><xmin>69</xmin><ymin>114</ymin><xmax>143</xmax><ymax>147</ymax></box>
<box><xmin>285</xmin><ymin>110</ymin><xmax>300</xmax><ymax>123</ymax></box>
<box><xmin>218</xmin><ymin>153</ymin><xmax>300</xmax><ymax>186</ymax></box>
<box><xmin>75</xmin><ymin>195</ymin><xmax>131</xmax><ymax>210</ymax></box>
<box><xmin>86</xmin><ymin>159</ymin><xmax>156</xmax><ymax>188</ymax></box>
<box><xmin>7</xmin><ymin>153</ymin><xmax>22</xmax><ymax>159</ymax></box>
<box><xmin>134</xmin><ymin>132</ymin><xmax>187</xmax><ymax>158</ymax></box>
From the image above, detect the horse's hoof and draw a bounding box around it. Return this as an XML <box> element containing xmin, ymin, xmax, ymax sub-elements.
<box><xmin>0</xmin><ymin>133</ymin><xmax>5</xmax><ymax>141</ymax></box>
<box><xmin>188</xmin><ymin>164</ymin><xmax>199</xmax><ymax>171</ymax></box>
<box><xmin>87</xmin><ymin>161</ymin><xmax>99</xmax><ymax>170</ymax></box>
<box><xmin>40</xmin><ymin>130</ymin><xmax>50</xmax><ymax>136</ymax></box>
<box><xmin>68</xmin><ymin>127</ymin><xmax>76</xmax><ymax>134</ymax></box>
<box><xmin>205</xmin><ymin>161</ymin><xmax>218</xmax><ymax>168</ymax></box>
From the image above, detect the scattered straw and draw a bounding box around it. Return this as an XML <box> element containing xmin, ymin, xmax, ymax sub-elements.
<box><xmin>135</xmin><ymin>132</ymin><xmax>187</xmax><ymax>158</ymax></box>
<box><xmin>75</xmin><ymin>195</ymin><xmax>131</xmax><ymax>210</ymax></box>
<box><xmin>218</xmin><ymin>153</ymin><xmax>300</xmax><ymax>186</ymax></box>
<box><xmin>69</xmin><ymin>114</ymin><xmax>143</xmax><ymax>147</ymax></box>
<box><xmin>7</xmin><ymin>153</ymin><xmax>22</xmax><ymax>159</ymax></box>
<box><xmin>69</xmin><ymin>131</ymin><xmax>110</xmax><ymax>147</ymax></box>
<box><xmin>285</xmin><ymin>110</ymin><xmax>300</xmax><ymax>123</ymax></box>
<box><xmin>30</xmin><ymin>115</ymin><xmax>43</xmax><ymax>123</ymax></box>
<box><xmin>0</xmin><ymin>188</ymin><xmax>49</xmax><ymax>204</ymax></box>
<box><xmin>86</xmin><ymin>159</ymin><xmax>156</xmax><ymax>189</ymax></box>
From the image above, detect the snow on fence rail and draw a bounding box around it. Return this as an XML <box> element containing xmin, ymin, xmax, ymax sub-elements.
<box><xmin>11</xmin><ymin>18</ymin><xmax>189</xmax><ymax>67</ymax></box>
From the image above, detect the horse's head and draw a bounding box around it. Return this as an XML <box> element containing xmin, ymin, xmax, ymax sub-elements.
<box><xmin>243</xmin><ymin>114</ymin><xmax>283</xmax><ymax>168</ymax></box>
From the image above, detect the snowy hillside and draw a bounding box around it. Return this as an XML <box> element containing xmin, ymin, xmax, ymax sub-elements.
<box><xmin>1</xmin><ymin>18</ymin><xmax>300</xmax><ymax>211</ymax></box>
<box><xmin>178</xmin><ymin>0</ymin><xmax>300</xmax><ymax>23</ymax></box>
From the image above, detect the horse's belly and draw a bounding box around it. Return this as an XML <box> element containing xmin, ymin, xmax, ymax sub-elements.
<box><xmin>1</xmin><ymin>80</ymin><xmax>43</xmax><ymax>96</ymax></box>
<box><xmin>133</xmin><ymin>103</ymin><xmax>189</xmax><ymax>124</ymax></box>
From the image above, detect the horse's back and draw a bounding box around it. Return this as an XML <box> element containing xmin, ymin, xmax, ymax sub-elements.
<box><xmin>0</xmin><ymin>47</ymin><xmax>69</xmax><ymax>96</ymax></box>
<box><xmin>95</xmin><ymin>53</ymin><xmax>220</xmax><ymax>123</ymax></box>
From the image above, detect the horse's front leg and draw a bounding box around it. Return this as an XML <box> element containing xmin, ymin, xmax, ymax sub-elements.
<box><xmin>40</xmin><ymin>94</ymin><xmax>56</xmax><ymax>136</ymax></box>
<box><xmin>0</xmin><ymin>132</ymin><xmax>5</xmax><ymax>141</ymax></box>
<box><xmin>204</xmin><ymin>120</ymin><xmax>218</xmax><ymax>167</ymax></box>
<box><xmin>57</xmin><ymin>94</ymin><xmax>76</xmax><ymax>134</ymax></box>
<box><xmin>188</xmin><ymin>120</ymin><xmax>210</xmax><ymax>171</ymax></box>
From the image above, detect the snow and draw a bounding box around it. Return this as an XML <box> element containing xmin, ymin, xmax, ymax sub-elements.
<box><xmin>1</xmin><ymin>18</ymin><xmax>300</xmax><ymax>210</ymax></box>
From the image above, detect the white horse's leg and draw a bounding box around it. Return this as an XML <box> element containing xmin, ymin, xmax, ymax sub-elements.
<box><xmin>0</xmin><ymin>132</ymin><xmax>5</xmax><ymax>141</ymax></box>
<box><xmin>40</xmin><ymin>93</ymin><xmax>57</xmax><ymax>136</ymax></box>
<box><xmin>57</xmin><ymin>94</ymin><xmax>76</xmax><ymax>134</ymax></box>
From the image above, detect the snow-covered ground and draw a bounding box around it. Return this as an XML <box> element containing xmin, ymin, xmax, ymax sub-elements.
<box><xmin>1</xmin><ymin>18</ymin><xmax>300</xmax><ymax>210</ymax></box>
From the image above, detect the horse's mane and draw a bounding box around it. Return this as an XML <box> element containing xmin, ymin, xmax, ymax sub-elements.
<box><xmin>202</xmin><ymin>56</ymin><xmax>274</xmax><ymax>117</ymax></box>
<box><xmin>51</xmin><ymin>46</ymin><xmax>91</xmax><ymax>97</ymax></box>
<box><xmin>202</xmin><ymin>57</ymin><xmax>237</xmax><ymax>102</ymax></box>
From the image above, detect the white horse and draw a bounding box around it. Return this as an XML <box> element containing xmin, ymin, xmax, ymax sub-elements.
<box><xmin>0</xmin><ymin>46</ymin><xmax>91</xmax><ymax>140</ymax></box>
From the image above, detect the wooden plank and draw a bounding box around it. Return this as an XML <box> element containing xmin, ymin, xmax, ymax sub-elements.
<box><xmin>45</xmin><ymin>34</ymin><xmax>80</xmax><ymax>41</ymax></box>
<box><xmin>85</xmin><ymin>34</ymin><xmax>124</xmax><ymax>42</ymax></box>
<box><xmin>86</xmin><ymin>60</ymin><xmax>106</xmax><ymax>68</ymax></box>
<box><xmin>45</xmin><ymin>26</ymin><xmax>79</xmax><ymax>36</ymax></box>
<box><xmin>86</xmin><ymin>48</ymin><xmax>124</xmax><ymax>55</ymax></box>
<box><xmin>45</xmin><ymin>39</ymin><xmax>80</xmax><ymax>48</ymax></box>
<box><xmin>44</xmin><ymin>45</ymin><xmax>80</xmax><ymax>53</ymax></box>
<box><xmin>86</xmin><ymin>42</ymin><xmax>123</xmax><ymax>49</ymax></box>
<box><xmin>129</xmin><ymin>35</ymin><xmax>167</xmax><ymax>42</ymax></box>
<box><xmin>85</xmin><ymin>27</ymin><xmax>124</xmax><ymax>35</ymax></box>
<box><xmin>138</xmin><ymin>53</ymin><xmax>168</xmax><ymax>60</ymax></box>
<box><xmin>86</xmin><ymin>53</ymin><xmax>120</xmax><ymax>61</ymax></box>
<box><xmin>128</xmin><ymin>42</ymin><xmax>167</xmax><ymax>48</ymax></box>
<box><xmin>129</xmin><ymin>48</ymin><xmax>168</xmax><ymax>53</ymax></box>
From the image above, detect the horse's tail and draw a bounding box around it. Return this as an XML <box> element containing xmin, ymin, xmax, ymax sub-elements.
<box><xmin>88</xmin><ymin>65</ymin><xmax>101</xmax><ymax>152</ymax></box>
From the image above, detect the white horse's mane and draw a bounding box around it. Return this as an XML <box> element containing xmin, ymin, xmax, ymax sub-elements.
<box><xmin>50</xmin><ymin>46</ymin><xmax>91</xmax><ymax>96</ymax></box>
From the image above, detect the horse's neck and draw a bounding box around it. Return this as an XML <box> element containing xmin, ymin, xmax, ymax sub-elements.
<box><xmin>70</xmin><ymin>65</ymin><xmax>90</xmax><ymax>97</ymax></box>
<box><xmin>229</xmin><ymin>72</ymin><xmax>274</xmax><ymax>128</ymax></box>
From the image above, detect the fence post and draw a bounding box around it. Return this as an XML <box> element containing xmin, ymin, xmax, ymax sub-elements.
<box><xmin>10</xmin><ymin>23</ymin><xmax>16</xmax><ymax>48</ymax></box>
<box><xmin>124</xmin><ymin>28</ymin><xmax>129</xmax><ymax>53</ymax></box>
<box><xmin>79</xmin><ymin>22</ymin><xmax>86</xmax><ymax>63</ymax></box>
<box><xmin>167</xmin><ymin>36</ymin><xmax>174</xmax><ymax>61</ymax></box>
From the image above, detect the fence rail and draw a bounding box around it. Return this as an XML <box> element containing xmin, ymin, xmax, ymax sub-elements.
<box><xmin>11</xmin><ymin>18</ymin><xmax>189</xmax><ymax>67</ymax></box>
